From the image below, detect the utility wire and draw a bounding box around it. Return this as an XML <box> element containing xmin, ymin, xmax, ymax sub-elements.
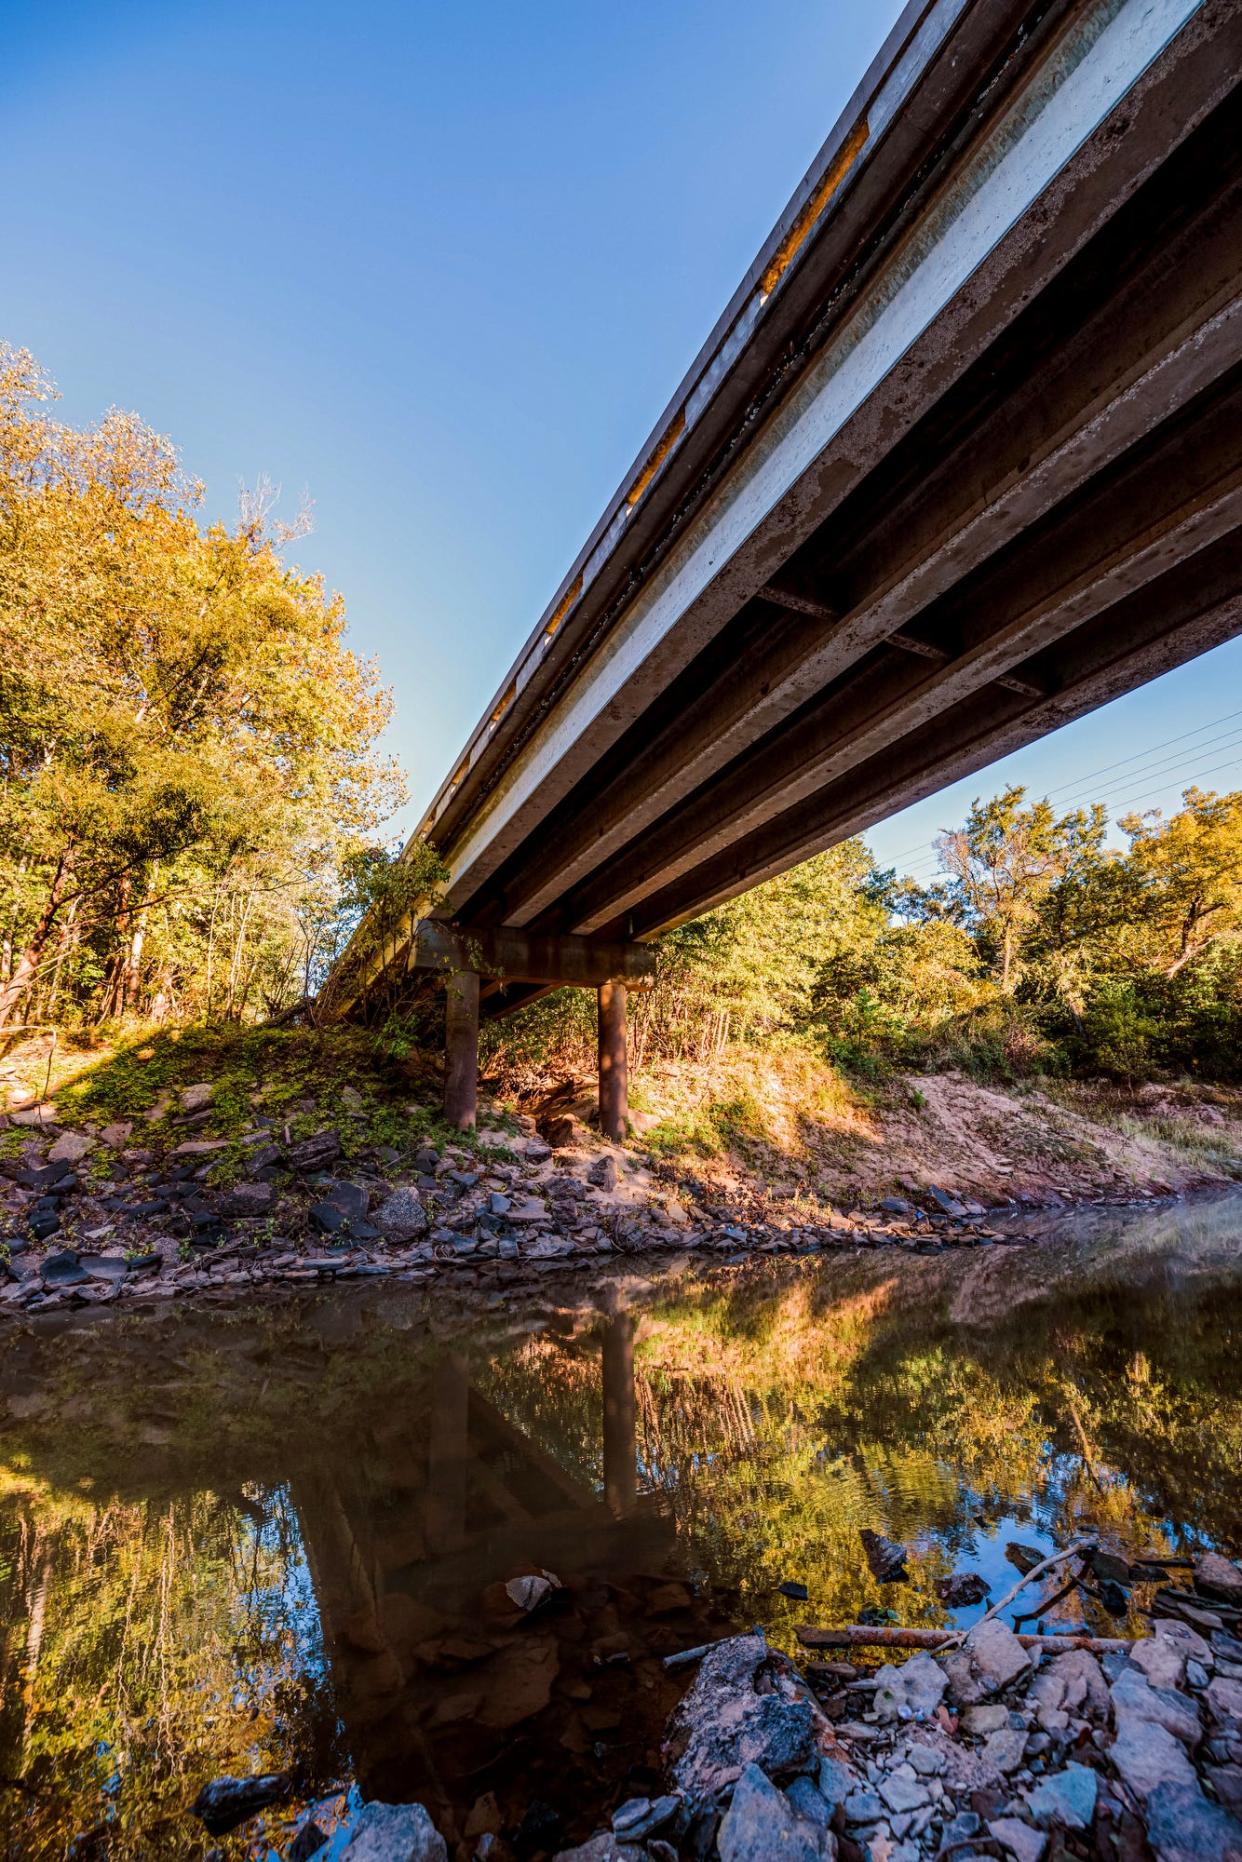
<box><xmin>881</xmin><ymin>705</ymin><xmax>1242</xmax><ymax>869</ymax></box>
<box><xmin>892</xmin><ymin>753</ymin><xmax>1242</xmax><ymax>882</ymax></box>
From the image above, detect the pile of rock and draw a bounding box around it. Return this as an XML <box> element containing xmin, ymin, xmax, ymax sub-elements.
<box><xmin>1</xmin><ymin>1095</ymin><xmax>1042</xmax><ymax>1318</ymax></box>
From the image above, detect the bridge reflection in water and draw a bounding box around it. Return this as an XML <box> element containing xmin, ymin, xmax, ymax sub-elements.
<box><xmin>290</xmin><ymin>1299</ymin><xmax>672</xmax><ymax>1817</ymax></box>
<box><xmin>3</xmin><ymin>1203</ymin><xmax>1242</xmax><ymax>1856</ymax></box>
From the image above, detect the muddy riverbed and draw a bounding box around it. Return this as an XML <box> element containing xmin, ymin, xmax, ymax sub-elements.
<box><xmin>1</xmin><ymin>1190</ymin><xmax>1239</xmax><ymax>1859</ymax></box>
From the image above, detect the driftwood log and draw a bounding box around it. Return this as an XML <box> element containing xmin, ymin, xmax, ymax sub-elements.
<box><xmin>797</xmin><ymin>1624</ymin><xmax>1132</xmax><ymax>1654</ymax></box>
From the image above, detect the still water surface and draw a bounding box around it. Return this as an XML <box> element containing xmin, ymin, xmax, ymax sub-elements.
<box><xmin>2</xmin><ymin>1191</ymin><xmax>1240</xmax><ymax>1858</ymax></box>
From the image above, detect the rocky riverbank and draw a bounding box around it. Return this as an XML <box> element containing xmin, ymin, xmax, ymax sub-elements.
<box><xmin>0</xmin><ymin>1070</ymin><xmax>1212</xmax><ymax>1319</ymax></box>
<box><xmin>191</xmin><ymin>1544</ymin><xmax>1242</xmax><ymax>1861</ymax></box>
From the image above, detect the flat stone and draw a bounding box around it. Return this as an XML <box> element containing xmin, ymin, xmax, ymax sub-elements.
<box><xmin>963</xmin><ymin>1704</ymin><xmax>1010</xmax><ymax>1736</ymax></box>
<box><xmin>1143</xmin><ymin>1781</ymin><xmax>1242</xmax><ymax>1862</ymax></box>
<box><xmin>1196</xmin><ymin>1554</ymin><xmax>1242</xmax><ymax>1610</ymax></box>
<box><xmin>1025</xmin><ymin>1761</ymin><xmax>1098</xmax><ymax>1831</ymax></box>
<box><xmin>286</xmin><ymin>1131</ymin><xmax>342</xmax><ymax>1173</ymax></box>
<box><xmin>340</xmin><ymin>1800</ymin><xmax>447</xmax><ymax>1861</ymax></box>
<box><xmin>982</xmin><ymin>1727</ymin><xmax>1028</xmax><ymax>1774</ymax></box>
<box><xmin>718</xmin><ymin>1766</ymin><xmax>832</xmax><ymax>1862</ymax></box>
<box><xmin>78</xmin><ymin>1254</ymin><xmax>129</xmax><ymax>1282</ymax></box>
<box><xmin>1131</xmin><ymin>1635</ymin><xmax>1188</xmax><ymax>1692</ymax></box>
<box><xmin>181</xmin><ymin>1082</ymin><xmax>214</xmax><ymax>1113</ymax></box>
<box><xmin>173</xmin><ymin>1138</ymin><xmax>229</xmax><ymax>1156</ymax></box>
<box><xmin>843</xmin><ymin>1790</ymin><xmax>885</xmax><ymax>1824</ymax></box>
<box><xmin>373</xmin><ymin>1186</ymin><xmax>428</xmax><ymax>1240</ymax></box>
<box><xmin>48</xmin><ymin>1130</ymin><xmax>94</xmax><ymax>1164</ymax></box>
<box><xmin>1113</xmin><ymin>1668</ymin><xmax>1201</xmax><ymax>1748</ymax></box>
<box><xmin>878</xmin><ymin>1775</ymin><xmax>928</xmax><ymax>1814</ymax></box>
<box><xmin>988</xmin><ymin>1816</ymin><xmax>1047</xmax><ymax>1862</ymax></box>
<box><xmin>610</xmin><ymin>1795</ymin><xmax>678</xmax><ymax>1840</ymax></box>
<box><xmin>1110</xmin><ymin>1715</ymin><xmax>1198</xmax><ymax>1802</ymax></box>
<box><xmin>1208</xmin><ymin>1676</ymin><xmax>1242</xmax><ymax>1725</ymax></box>
<box><xmin>40</xmin><ymin>1249</ymin><xmax>87</xmax><ymax>1287</ymax></box>
<box><xmin>1154</xmin><ymin>1618</ymin><xmax>1213</xmax><ymax>1665</ymax></box>
<box><xmin>309</xmin><ymin>1201</ymin><xmax>347</xmax><ymax>1234</ymax></box>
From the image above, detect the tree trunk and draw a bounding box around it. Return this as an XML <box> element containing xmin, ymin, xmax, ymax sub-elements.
<box><xmin>0</xmin><ymin>844</ymin><xmax>75</xmax><ymax>1029</ymax></box>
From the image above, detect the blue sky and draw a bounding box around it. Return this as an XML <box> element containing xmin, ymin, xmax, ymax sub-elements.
<box><xmin>6</xmin><ymin>0</ymin><xmax>1240</xmax><ymax>883</ymax></box>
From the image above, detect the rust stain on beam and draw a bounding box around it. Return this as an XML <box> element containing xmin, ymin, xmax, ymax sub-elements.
<box><xmin>626</xmin><ymin>407</ymin><xmax>687</xmax><ymax>510</ymax></box>
<box><xmin>760</xmin><ymin>118</ymin><xmax>870</xmax><ymax>299</ymax></box>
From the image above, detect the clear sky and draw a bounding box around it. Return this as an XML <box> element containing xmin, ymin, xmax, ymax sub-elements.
<box><xmin>6</xmin><ymin>0</ymin><xmax>1240</xmax><ymax>884</ymax></box>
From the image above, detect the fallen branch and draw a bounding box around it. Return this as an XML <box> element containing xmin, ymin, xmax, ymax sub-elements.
<box><xmin>797</xmin><ymin>1624</ymin><xmax>1132</xmax><ymax>1654</ymax></box>
<box><xmin>963</xmin><ymin>1538</ymin><xmax>1096</xmax><ymax>1643</ymax></box>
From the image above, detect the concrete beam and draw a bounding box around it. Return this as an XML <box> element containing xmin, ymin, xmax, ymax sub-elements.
<box><xmin>489</xmin><ymin>173</ymin><xmax>1242</xmax><ymax>929</ymax></box>
<box><xmin>620</xmin><ymin>565</ymin><xmax>1242</xmax><ymax>936</ymax></box>
<box><xmin>564</xmin><ymin>431</ymin><xmax>1242</xmax><ymax>933</ymax></box>
<box><xmin>435</xmin><ymin>0</ymin><xmax>1228</xmax><ymax>918</ymax></box>
<box><xmin>409</xmin><ymin>919</ymin><xmax>654</xmax><ymax>988</ymax></box>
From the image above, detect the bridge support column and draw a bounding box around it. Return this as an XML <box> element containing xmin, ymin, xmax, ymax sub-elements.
<box><xmin>444</xmin><ymin>969</ymin><xmax>479</xmax><ymax>1131</ymax></box>
<box><xmin>597</xmin><ymin>978</ymin><xmax>628</xmax><ymax>1143</ymax></box>
<box><xmin>602</xmin><ymin>1305</ymin><xmax>637</xmax><ymax>1517</ymax></box>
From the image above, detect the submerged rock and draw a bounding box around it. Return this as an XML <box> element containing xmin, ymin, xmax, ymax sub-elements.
<box><xmin>191</xmin><ymin>1771</ymin><xmax>292</xmax><ymax>1835</ymax></box>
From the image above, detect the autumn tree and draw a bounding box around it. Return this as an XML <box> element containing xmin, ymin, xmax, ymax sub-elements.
<box><xmin>934</xmin><ymin>785</ymin><xmax>1108</xmax><ymax>993</ymax></box>
<box><xmin>0</xmin><ymin>345</ymin><xmax>404</xmax><ymax>1027</ymax></box>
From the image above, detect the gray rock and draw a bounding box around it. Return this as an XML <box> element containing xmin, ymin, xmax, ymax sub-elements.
<box><xmin>874</xmin><ymin>1651</ymin><xmax>948</xmax><ymax>1722</ymax></box>
<box><xmin>217</xmin><ymin>1182</ymin><xmax>276</xmax><ymax>1219</ymax></box>
<box><xmin>718</xmin><ymin>1766</ymin><xmax>834</xmax><ymax>1862</ymax></box>
<box><xmin>40</xmin><ymin>1249</ymin><xmax>87</xmax><ymax>1287</ymax></box>
<box><xmin>1039</xmin><ymin>1648</ymin><xmax>1110</xmax><ymax>1720</ymax></box>
<box><xmin>48</xmin><ymin>1130</ymin><xmax>94</xmax><ymax>1164</ymax></box>
<box><xmin>982</xmin><ymin>1726</ymin><xmax>1028</xmax><ymax>1774</ymax></box>
<box><xmin>286</xmin><ymin>1131</ymin><xmax>342</xmax><ymax>1174</ymax></box>
<box><xmin>1025</xmin><ymin>1761</ymin><xmax>1097</xmax><ymax>1830</ymax></box>
<box><xmin>988</xmin><ymin>1816</ymin><xmax>1047</xmax><ymax>1862</ymax></box>
<box><xmin>78</xmin><ymin>1253</ymin><xmax>129</xmax><ymax>1283</ymax></box>
<box><xmin>817</xmin><ymin>1755</ymin><xmax>860</xmax><ymax>1813</ymax></box>
<box><xmin>340</xmin><ymin>1801</ymin><xmax>447</xmax><ymax>1862</ymax></box>
<box><xmin>663</xmin><ymin>1635</ymin><xmax>821</xmax><ymax>1798</ymax></box>
<box><xmin>373</xmin><ymin>1187</ymin><xmax>429</xmax><ymax>1240</ymax></box>
<box><xmin>181</xmin><ymin>1082</ymin><xmax>214</xmax><ymax>1113</ymax></box>
<box><xmin>588</xmin><ymin>1155</ymin><xmax>618</xmax><ymax>1192</ymax></box>
<box><xmin>1154</xmin><ymin>1618</ymin><xmax>1213</xmax><ymax>1666</ymax></box>
<box><xmin>786</xmin><ymin>1777</ymin><xmax>831</xmax><ymax>1828</ymax></box>
<box><xmin>1112</xmin><ymin>1667</ymin><xmax>1201</xmax><ymax>1748</ymax></box>
<box><xmin>843</xmin><ymin>1790</ymin><xmax>885</xmax><ymax>1824</ymax></box>
<box><xmin>1143</xmin><ymin>1781</ymin><xmax>1242</xmax><ymax>1862</ymax></box>
<box><xmin>1208</xmin><ymin>1676</ymin><xmax>1242</xmax><ymax>1725</ymax></box>
<box><xmin>610</xmin><ymin>1795</ymin><xmax>678</xmax><ymax>1839</ymax></box>
<box><xmin>968</xmin><ymin>1618</ymin><xmax>1032</xmax><ymax>1693</ymax></box>
<box><xmin>1110</xmin><ymin>1716</ymin><xmax>1198</xmax><ymax>1802</ymax></box>
<box><xmin>878</xmin><ymin>1775</ymin><xmax>928</xmax><ymax>1814</ymax></box>
<box><xmin>962</xmin><ymin>1704</ymin><xmax>1010</xmax><ymax>1736</ymax></box>
<box><xmin>1131</xmin><ymin>1635</ymin><xmax>1188</xmax><ymax>1692</ymax></box>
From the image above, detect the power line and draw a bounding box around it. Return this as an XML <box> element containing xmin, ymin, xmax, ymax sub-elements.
<box><xmin>891</xmin><ymin>754</ymin><xmax>1242</xmax><ymax>881</ymax></box>
<box><xmin>880</xmin><ymin>705</ymin><xmax>1242</xmax><ymax>868</ymax></box>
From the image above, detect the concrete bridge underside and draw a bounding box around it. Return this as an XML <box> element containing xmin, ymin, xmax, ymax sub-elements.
<box><xmin>330</xmin><ymin>0</ymin><xmax>1242</xmax><ymax>1131</ymax></box>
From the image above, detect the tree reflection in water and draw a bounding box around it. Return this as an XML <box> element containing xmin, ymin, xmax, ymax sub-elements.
<box><xmin>1</xmin><ymin>1190</ymin><xmax>1239</xmax><ymax>1856</ymax></box>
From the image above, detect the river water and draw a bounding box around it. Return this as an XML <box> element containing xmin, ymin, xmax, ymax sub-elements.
<box><xmin>1</xmin><ymin>1190</ymin><xmax>1240</xmax><ymax>1858</ymax></box>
